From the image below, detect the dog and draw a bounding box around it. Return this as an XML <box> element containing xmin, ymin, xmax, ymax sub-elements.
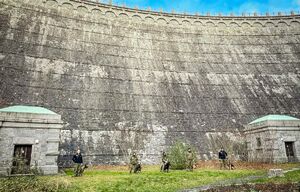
<box><xmin>161</xmin><ymin>161</ymin><xmax>171</xmax><ymax>172</ymax></box>
<box><xmin>227</xmin><ymin>160</ymin><xmax>235</xmax><ymax>170</ymax></box>
<box><xmin>134</xmin><ymin>163</ymin><xmax>142</xmax><ymax>173</ymax></box>
<box><xmin>78</xmin><ymin>164</ymin><xmax>88</xmax><ymax>176</ymax></box>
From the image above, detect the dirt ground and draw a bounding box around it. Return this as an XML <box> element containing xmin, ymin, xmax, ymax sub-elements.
<box><xmin>195</xmin><ymin>160</ymin><xmax>300</xmax><ymax>170</ymax></box>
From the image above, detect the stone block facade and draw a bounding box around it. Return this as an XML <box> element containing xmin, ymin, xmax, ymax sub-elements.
<box><xmin>0</xmin><ymin>107</ymin><xmax>63</xmax><ymax>176</ymax></box>
<box><xmin>245</xmin><ymin>118</ymin><xmax>300</xmax><ymax>163</ymax></box>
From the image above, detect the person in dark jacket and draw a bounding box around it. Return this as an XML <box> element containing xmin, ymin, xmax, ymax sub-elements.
<box><xmin>218</xmin><ymin>148</ymin><xmax>228</xmax><ymax>170</ymax></box>
<box><xmin>72</xmin><ymin>149</ymin><xmax>83</xmax><ymax>176</ymax></box>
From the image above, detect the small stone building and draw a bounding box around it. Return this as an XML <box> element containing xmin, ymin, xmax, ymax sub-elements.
<box><xmin>0</xmin><ymin>105</ymin><xmax>63</xmax><ymax>176</ymax></box>
<box><xmin>245</xmin><ymin>115</ymin><xmax>300</xmax><ymax>163</ymax></box>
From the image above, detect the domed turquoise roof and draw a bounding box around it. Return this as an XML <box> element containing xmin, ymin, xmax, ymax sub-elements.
<box><xmin>0</xmin><ymin>105</ymin><xmax>57</xmax><ymax>115</ymax></box>
<box><xmin>249</xmin><ymin>114</ymin><xmax>300</xmax><ymax>124</ymax></box>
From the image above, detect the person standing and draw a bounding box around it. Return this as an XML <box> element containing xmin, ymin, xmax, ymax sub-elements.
<box><xmin>129</xmin><ymin>152</ymin><xmax>138</xmax><ymax>173</ymax></box>
<box><xmin>218</xmin><ymin>148</ymin><xmax>228</xmax><ymax>170</ymax></box>
<box><xmin>72</xmin><ymin>149</ymin><xmax>83</xmax><ymax>176</ymax></box>
<box><xmin>186</xmin><ymin>148</ymin><xmax>194</xmax><ymax>171</ymax></box>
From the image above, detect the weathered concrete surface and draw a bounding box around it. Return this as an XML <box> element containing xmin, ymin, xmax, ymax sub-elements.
<box><xmin>268</xmin><ymin>169</ymin><xmax>284</xmax><ymax>177</ymax></box>
<box><xmin>0</xmin><ymin>0</ymin><xmax>299</xmax><ymax>165</ymax></box>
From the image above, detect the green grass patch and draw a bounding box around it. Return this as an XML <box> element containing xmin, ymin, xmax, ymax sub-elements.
<box><xmin>3</xmin><ymin>164</ymin><xmax>300</xmax><ymax>192</ymax></box>
<box><xmin>63</xmin><ymin>166</ymin><xmax>263</xmax><ymax>192</ymax></box>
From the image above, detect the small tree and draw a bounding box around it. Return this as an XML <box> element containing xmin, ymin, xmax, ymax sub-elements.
<box><xmin>168</xmin><ymin>141</ymin><xmax>197</xmax><ymax>170</ymax></box>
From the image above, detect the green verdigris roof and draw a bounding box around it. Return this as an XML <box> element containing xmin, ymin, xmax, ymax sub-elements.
<box><xmin>249</xmin><ymin>114</ymin><xmax>300</xmax><ymax>124</ymax></box>
<box><xmin>0</xmin><ymin>105</ymin><xmax>57</xmax><ymax>115</ymax></box>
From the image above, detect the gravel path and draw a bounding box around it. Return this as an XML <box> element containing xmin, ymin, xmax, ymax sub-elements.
<box><xmin>179</xmin><ymin>167</ymin><xmax>300</xmax><ymax>192</ymax></box>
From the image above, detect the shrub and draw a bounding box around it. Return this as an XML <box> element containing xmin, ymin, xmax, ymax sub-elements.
<box><xmin>167</xmin><ymin>141</ymin><xmax>197</xmax><ymax>170</ymax></box>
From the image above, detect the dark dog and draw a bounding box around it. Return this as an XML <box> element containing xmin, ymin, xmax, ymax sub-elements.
<box><xmin>228</xmin><ymin>163</ymin><xmax>235</xmax><ymax>170</ymax></box>
<box><xmin>78</xmin><ymin>164</ymin><xmax>88</xmax><ymax>176</ymax></box>
<box><xmin>161</xmin><ymin>161</ymin><xmax>171</xmax><ymax>172</ymax></box>
<box><xmin>134</xmin><ymin>163</ymin><xmax>142</xmax><ymax>173</ymax></box>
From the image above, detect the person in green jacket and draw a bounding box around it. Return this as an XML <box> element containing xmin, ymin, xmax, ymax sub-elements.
<box><xmin>129</xmin><ymin>152</ymin><xmax>138</xmax><ymax>173</ymax></box>
<box><xmin>161</xmin><ymin>151</ymin><xmax>170</xmax><ymax>172</ymax></box>
<box><xmin>187</xmin><ymin>148</ymin><xmax>193</xmax><ymax>171</ymax></box>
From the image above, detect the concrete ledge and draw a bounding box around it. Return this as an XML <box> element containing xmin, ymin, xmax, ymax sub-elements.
<box><xmin>0</xmin><ymin>122</ymin><xmax>63</xmax><ymax>129</ymax></box>
<box><xmin>40</xmin><ymin>165</ymin><xmax>58</xmax><ymax>175</ymax></box>
<box><xmin>268</xmin><ymin>169</ymin><xmax>284</xmax><ymax>178</ymax></box>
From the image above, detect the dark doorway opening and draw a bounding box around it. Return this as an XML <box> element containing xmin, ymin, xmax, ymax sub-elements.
<box><xmin>11</xmin><ymin>145</ymin><xmax>32</xmax><ymax>174</ymax></box>
<box><xmin>285</xmin><ymin>142</ymin><xmax>295</xmax><ymax>162</ymax></box>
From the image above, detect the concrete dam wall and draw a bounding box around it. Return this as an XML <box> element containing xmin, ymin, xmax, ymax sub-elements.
<box><xmin>0</xmin><ymin>0</ymin><xmax>299</xmax><ymax>165</ymax></box>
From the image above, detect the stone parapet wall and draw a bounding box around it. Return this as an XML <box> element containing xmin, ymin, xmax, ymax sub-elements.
<box><xmin>0</xmin><ymin>0</ymin><xmax>299</xmax><ymax>165</ymax></box>
<box><xmin>4</xmin><ymin>0</ymin><xmax>300</xmax><ymax>27</ymax></box>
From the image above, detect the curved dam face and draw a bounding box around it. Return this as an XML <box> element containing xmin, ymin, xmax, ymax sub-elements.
<box><xmin>0</xmin><ymin>0</ymin><xmax>299</xmax><ymax>165</ymax></box>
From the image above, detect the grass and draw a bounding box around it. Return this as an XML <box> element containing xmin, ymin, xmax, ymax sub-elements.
<box><xmin>0</xmin><ymin>175</ymin><xmax>72</xmax><ymax>192</ymax></box>
<box><xmin>62</xmin><ymin>165</ymin><xmax>263</xmax><ymax>192</ymax></box>
<box><xmin>0</xmin><ymin>162</ymin><xmax>299</xmax><ymax>192</ymax></box>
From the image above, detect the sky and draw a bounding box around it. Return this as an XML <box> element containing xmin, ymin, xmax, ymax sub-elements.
<box><xmin>101</xmin><ymin>0</ymin><xmax>300</xmax><ymax>15</ymax></box>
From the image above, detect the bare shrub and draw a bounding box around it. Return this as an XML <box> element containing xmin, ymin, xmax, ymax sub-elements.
<box><xmin>206</xmin><ymin>133</ymin><xmax>247</xmax><ymax>161</ymax></box>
